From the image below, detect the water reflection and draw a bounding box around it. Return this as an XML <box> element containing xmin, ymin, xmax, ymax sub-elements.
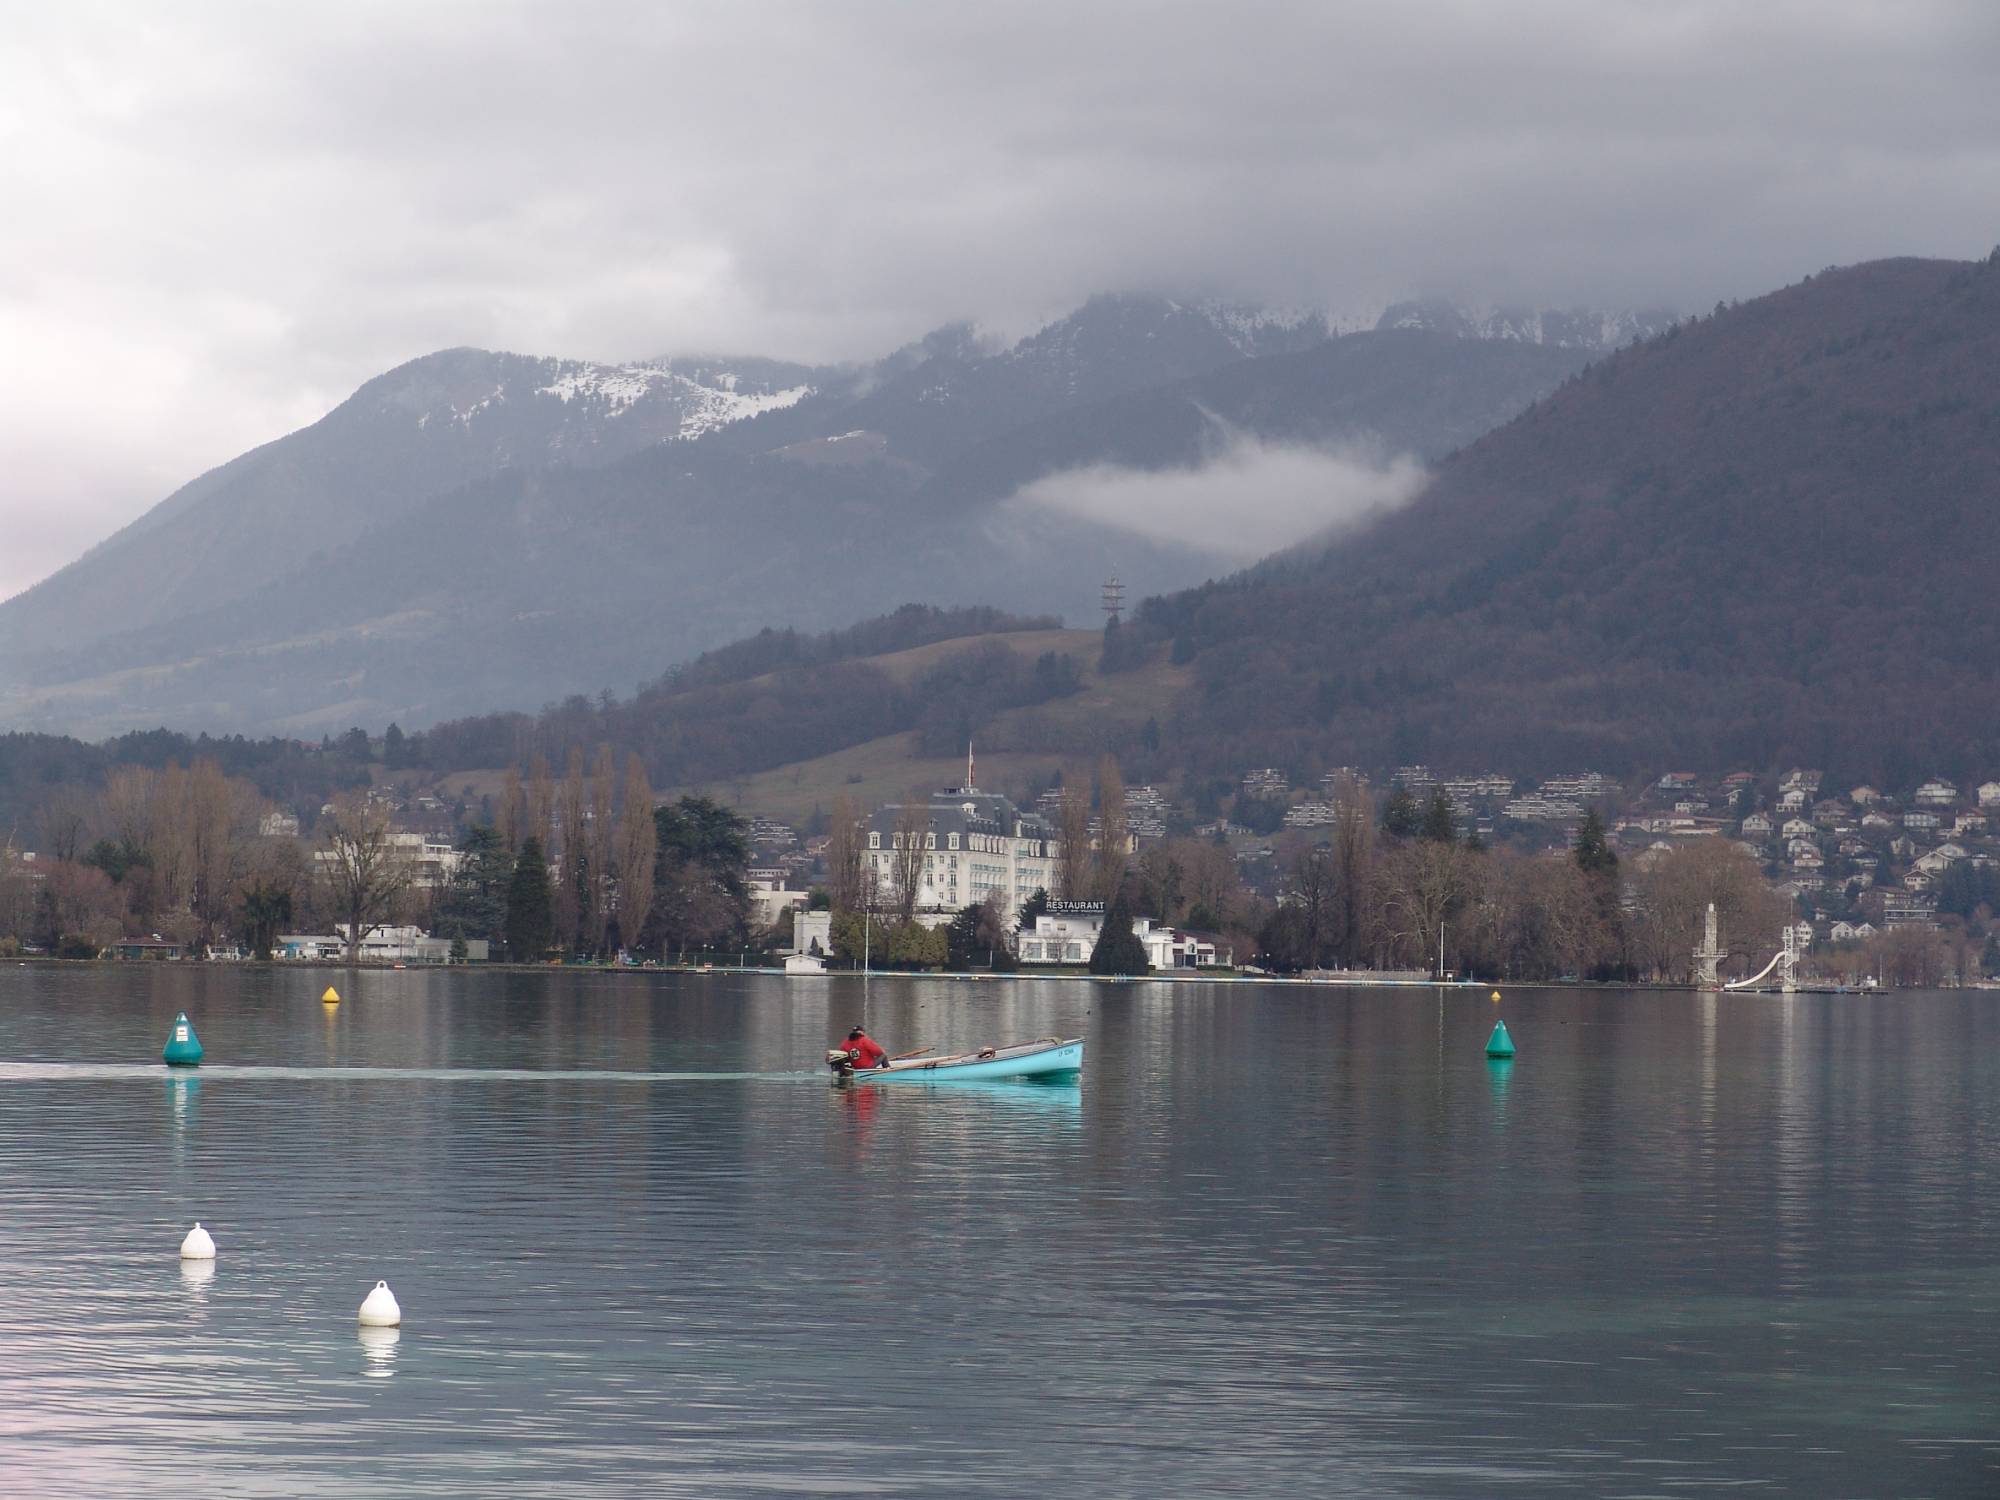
<box><xmin>357</xmin><ymin>1325</ymin><xmax>399</xmax><ymax>1378</ymax></box>
<box><xmin>165</xmin><ymin>1073</ymin><xmax>200</xmax><ymax>1132</ymax></box>
<box><xmin>0</xmin><ymin>969</ymin><xmax>1990</xmax><ymax>1497</ymax></box>
<box><xmin>1486</xmin><ymin>1056</ymin><xmax>1514</xmax><ymax>1107</ymax></box>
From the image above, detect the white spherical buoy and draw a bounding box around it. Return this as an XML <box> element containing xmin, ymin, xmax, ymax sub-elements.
<box><xmin>179</xmin><ymin>1222</ymin><xmax>217</xmax><ymax>1260</ymax></box>
<box><xmin>357</xmin><ymin>1280</ymin><xmax>402</xmax><ymax>1327</ymax></box>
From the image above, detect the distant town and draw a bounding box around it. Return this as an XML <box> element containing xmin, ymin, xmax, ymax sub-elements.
<box><xmin>1</xmin><ymin>734</ymin><xmax>1992</xmax><ymax>990</ymax></box>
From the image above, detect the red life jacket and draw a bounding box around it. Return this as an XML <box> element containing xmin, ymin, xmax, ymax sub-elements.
<box><xmin>847</xmin><ymin>1034</ymin><xmax>888</xmax><ymax>1069</ymax></box>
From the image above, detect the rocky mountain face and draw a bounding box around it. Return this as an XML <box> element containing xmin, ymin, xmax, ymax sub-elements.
<box><xmin>1145</xmin><ymin>255</ymin><xmax>2000</xmax><ymax>784</ymax></box>
<box><xmin>0</xmin><ymin>295</ymin><xmax>1588</xmax><ymax>737</ymax></box>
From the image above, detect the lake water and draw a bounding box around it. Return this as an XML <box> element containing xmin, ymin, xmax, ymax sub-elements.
<box><xmin>0</xmin><ymin>967</ymin><xmax>1995</xmax><ymax>1497</ymax></box>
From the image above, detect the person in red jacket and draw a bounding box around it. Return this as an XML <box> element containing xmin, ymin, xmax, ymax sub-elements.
<box><xmin>843</xmin><ymin>1027</ymin><xmax>889</xmax><ymax>1072</ymax></box>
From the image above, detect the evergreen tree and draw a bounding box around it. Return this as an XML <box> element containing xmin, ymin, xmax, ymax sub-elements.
<box><xmin>434</xmin><ymin>824</ymin><xmax>513</xmax><ymax>941</ymax></box>
<box><xmin>382</xmin><ymin>722</ymin><xmax>407</xmax><ymax>769</ymax></box>
<box><xmin>237</xmin><ymin>881</ymin><xmax>293</xmax><ymax>961</ymax></box>
<box><xmin>1419</xmin><ymin>790</ymin><xmax>1457</xmax><ymax>843</ymax></box>
<box><xmin>504</xmin><ymin>837</ymin><xmax>554</xmax><ymax>962</ymax></box>
<box><xmin>1018</xmin><ymin>887</ymin><xmax>1050</xmax><ymax>930</ymax></box>
<box><xmin>1572</xmin><ymin>809</ymin><xmax>1625</xmax><ymax>978</ymax></box>
<box><xmin>1382</xmin><ymin>786</ymin><xmax>1421</xmax><ymax>838</ymax></box>
<box><xmin>945</xmin><ymin>902</ymin><xmax>984</xmax><ymax>970</ymax></box>
<box><xmin>1573</xmin><ymin>809</ymin><xmax>1618</xmax><ymax>874</ymax></box>
<box><xmin>1088</xmin><ymin>893</ymin><xmax>1151</xmax><ymax>976</ymax></box>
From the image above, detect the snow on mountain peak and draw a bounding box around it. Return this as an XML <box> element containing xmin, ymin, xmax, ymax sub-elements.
<box><xmin>533</xmin><ymin>360</ymin><xmax>813</xmax><ymax>437</ymax></box>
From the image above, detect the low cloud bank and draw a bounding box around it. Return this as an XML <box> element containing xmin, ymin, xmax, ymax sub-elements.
<box><xmin>1004</xmin><ymin>436</ymin><xmax>1429</xmax><ymax>561</ymax></box>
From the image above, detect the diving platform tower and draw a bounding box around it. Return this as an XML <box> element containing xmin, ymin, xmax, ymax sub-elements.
<box><xmin>1693</xmin><ymin>902</ymin><xmax>1726</xmax><ymax>990</ymax></box>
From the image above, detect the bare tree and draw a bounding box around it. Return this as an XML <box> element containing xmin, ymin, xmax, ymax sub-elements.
<box><xmin>186</xmin><ymin>758</ymin><xmax>256</xmax><ymax>949</ymax></box>
<box><xmin>612</xmin><ymin>754</ymin><xmax>657</xmax><ymax>952</ymax></box>
<box><xmin>1136</xmin><ymin>841</ymin><xmax>1190</xmax><ymax>923</ymax></box>
<box><xmin>1283</xmin><ymin>837</ymin><xmax>1339</xmax><ymax>969</ymax></box>
<box><xmin>826</xmin><ymin>793</ymin><xmax>866</xmax><ymax>912</ymax></box>
<box><xmin>890</xmin><ymin>796</ymin><xmax>930</xmax><ymax>923</ymax></box>
<box><xmin>1329</xmin><ymin>774</ymin><xmax>1378</xmax><ymax>964</ymax></box>
<box><xmin>555</xmin><ymin>747</ymin><xmax>588</xmax><ymax>951</ymax></box>
<box><xmin>1055</xmin><ymin>784</ymin><xmax>1093</xmax><ymax>902</ymax></box>
<box><xmin>1378</xmin><ymin>839</ymin><xmax>1480</xmax><ymax>976</ymax></box>
<box><xmin>526</xmin><ymin>754</ymin><xmax>555</xmax><ymax>859</ymax></box>
<box><xmin>588</xmin><ymin>746</ymin><xmax>617</xmax><ymax>956</ymax></box>
<box><xmin>498</xmin><ymin>765</ymin><xmax>525</xmax><ymax>851</ymax></box>
<box><xmin>318</xmin><ymin>794</ymin><xmax>415</xmax><ymax>964</ymax></box>
<box><xmin>38</xmin><ymin>786</ymin><xmax>93</xmax><ymax>864</ymax></box>
<box><xmin>1184</xmin><ymin>840</ymin><xmax>1242</xmax><ymax>928</ymax></box>
<box><xmin>1094</xmin><ymin>754</ymin><xmax>1128</xmax><ymax>902</ymax></box>
<box><xmin>149</xmin><ymin>763</ymin><xmax>195</xmax><ymax>917</ymax></box>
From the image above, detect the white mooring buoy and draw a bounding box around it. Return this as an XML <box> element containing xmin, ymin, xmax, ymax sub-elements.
<box><xmin>357</xmin><ymin>1280</ymin><xmax>402</xmax><ymax>1327</ymax></box>
<box><xmin>179</xmin><ymin>1222</ymin><xmax>217</xmax><ymax>1260</ymax></box>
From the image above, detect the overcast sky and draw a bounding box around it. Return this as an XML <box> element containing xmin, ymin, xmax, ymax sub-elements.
<box><xmin>3</xmin><ymin>0</ymin><xmax>1997</xmax><ymax>599</ymax></box>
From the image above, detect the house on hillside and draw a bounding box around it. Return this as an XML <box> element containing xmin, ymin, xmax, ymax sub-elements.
<box><xmin>1781</xmin><ymin>769</ymin><xmax>1823</xmax><ymax>794</ymax></box>
<box><xmin>1781</xmin><ymin>817</ymin><xmax>1816</xmax><ymax>840</ymax></box>
<box><xmin>1913</xmin><ymin>843</ymin><xmax>1970</xmax><ymax>875</ymax></box>
<box><xmin>1903</xmin><ymin>810</ymin><xmax>1943</xmax><ymax>832</ymax></box>
<box><xmin>1283</xmin><ymin>801</ymin><xmax>1339</xmax><ymax>829</ymax></box>
<box><xmin>1741</xmin><ymin>812</ymin><xmax>1773</xmax><ymax>837</ymax></box>
<box><xmin>1241</xmin><ymin>768</ymin><xmax>1289</xmax><ymax>798</ymax></box>
<box><xmin>1778</xmin><ymin>788</ymin><xmax>1809</xmax><ymax>813</ymax></box>
<box><xmin>1914</xmin><ymin>780</ymin><xmax>1959</xmax><ymax>808</ymax></box>
<box><xmin>1979</xmin><ymin>781</ymin><xmax>2000</xmax><ymax>808</ymax></box>
<box><xmin>1849</xmin><ymin>785</ymin><xmax>1882</xmax><ymax>807</ymax></box>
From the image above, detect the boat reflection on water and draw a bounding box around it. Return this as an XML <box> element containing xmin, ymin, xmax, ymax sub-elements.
<box><xmin>832</xmin><ymin>1075</ymin><xmax>1082</xmax><ymax>1163</ymax></box>
<box><xmin>836</xmin><ymin>1076</ymin><xmax>1081</xmax><ymax>1111</ymax></box>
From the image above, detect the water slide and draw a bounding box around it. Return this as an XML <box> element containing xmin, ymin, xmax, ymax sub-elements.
<box><xmin>1723</xmin><ymin>949</ymin><xmax>1786</xmax><ymax>991</ymax></box>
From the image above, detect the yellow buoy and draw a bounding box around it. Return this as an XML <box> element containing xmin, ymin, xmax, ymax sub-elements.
<box><xmin>1491</xmin><ymin>989</ymin><xmax>1503</xmax><ymax>1003</ymax></box>
<box><xmin>321</xmin><ymin>985</ymin><xmax>341</xmax><ymax>1005</ymax></box>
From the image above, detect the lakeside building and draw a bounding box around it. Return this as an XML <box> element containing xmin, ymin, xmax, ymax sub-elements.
<box><xmin>276</xmin><ymin>926</ymin><xmax>487</xmax><ymax>963</ymax></box>
<box><xmin>310</xmin><ymin>831</ymin><xmax>462</xmax><ymax>891</ymax></box>
<box><xmin>865</xmin><ymin>783</ymin><xmax>1059</xmax><ymax>922</ymax></box>
<box><xmin>747</xmin><ymin>868</ymin><xmax>810</xmax><ymax>931</ymax></box>
<box><xmin>1017</xmin><ymin>901</ymin><xmax>1219</xmax><ymax>968</ymax></box>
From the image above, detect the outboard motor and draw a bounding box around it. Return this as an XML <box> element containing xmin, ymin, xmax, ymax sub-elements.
<box><xmin>827</xmin><ymin>1047</ymin><xmax>859</xmax><ymax>1077</ymax></box>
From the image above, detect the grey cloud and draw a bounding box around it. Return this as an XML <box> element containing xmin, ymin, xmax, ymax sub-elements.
<box><xmin>5</xmin><ymin>1</ymin><xmax>2000</xmax><ymax>595</ymax></box>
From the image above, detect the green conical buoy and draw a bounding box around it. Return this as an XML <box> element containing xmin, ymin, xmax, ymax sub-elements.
<box><xmin>163</xmin><ymin>1011</ymin><xmax>204</xmax><ymax>1067</ymax></box>
<box><xmin>1485</xmin><ymin>1019</ymin><xmax>1515</xmax><ymax>1059</ymax></box>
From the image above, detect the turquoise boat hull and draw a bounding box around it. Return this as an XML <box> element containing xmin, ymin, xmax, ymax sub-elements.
<box><xmin>846</xmin><ymin>1038</ymin><xmax>1083</xmax><ymax>1083</ymax></box>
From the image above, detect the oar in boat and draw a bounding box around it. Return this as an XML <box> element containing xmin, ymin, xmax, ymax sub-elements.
<box><xmin>888</xmin><ymin>1046</ymin><xmax>933</xmax><ymax>1061</ymax></box>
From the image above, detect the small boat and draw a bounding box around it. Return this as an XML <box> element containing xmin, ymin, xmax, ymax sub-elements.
<box><xmin>829</xmin><ymin>1036</ymin><xmax>1083</xmax><ymax>1083</ymax></box>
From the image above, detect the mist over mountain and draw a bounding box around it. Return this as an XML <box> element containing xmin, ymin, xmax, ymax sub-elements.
<box><xmin>0</xmin><ymin>294</ymin><xmax>1590</xmax><ymax>738</ymax></box>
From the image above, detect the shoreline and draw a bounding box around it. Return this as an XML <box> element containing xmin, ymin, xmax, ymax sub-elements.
<box><xmin>4</xmin><ymin>956</ymin><xmax>1919</xmax><ymax>993</ymax></box>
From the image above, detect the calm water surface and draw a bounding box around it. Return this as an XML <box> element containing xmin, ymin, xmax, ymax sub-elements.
<box><xmin>0</xmin><ymin>966</ymin><xmax>1995</xmax><ymax>1497</ymax></box>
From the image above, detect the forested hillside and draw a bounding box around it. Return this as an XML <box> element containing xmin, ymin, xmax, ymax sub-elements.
<box><xmin>1131</xmin><ymin>254</ymin><xmax>2000</xmax><ymax>787</ymax></box>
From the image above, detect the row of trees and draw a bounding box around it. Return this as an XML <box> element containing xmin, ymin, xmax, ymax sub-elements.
<box><xmin>428</xmin><ymin>775</ymin><xmax>755</xmax><ymax>963</ymax></box>
<box><xmin>1251</xmin><ymin>790</ymin><xmax>1793</xmax><ymax>982</ymax></box>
